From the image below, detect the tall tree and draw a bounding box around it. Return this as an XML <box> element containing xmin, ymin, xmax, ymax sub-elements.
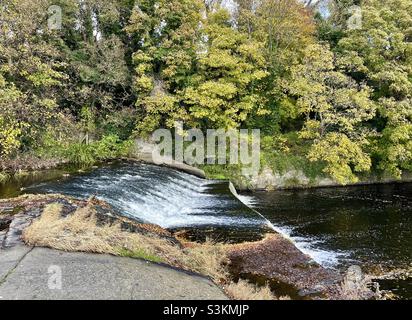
<box><xmin>183</xmin><ymin>8</ymin><xmax>269</xmax><ymax>128</ymax></box>
<box><xmin>56</xmin><ymin>0</ymin><xmax>134</xmax><ymax>140</ymax></box>
<box><xmin>235</xmin><ymin>0</ymin><xmax>316</xmax><ymax>133</ymax></box>
<box><xmin>126</xmin><ymin>0</ymin><xmax>203</xmax><ymax>133</ymax></box>
<box><xmin>336</xmin><ymin>0</ymin><xmax>412</xmax><ymax>177</ymax></box>
<box><xmin>0</xmin><ymin>0</ymin><xmax>68</xmax><ymax>155</ymax></box>
<box><xmin>286</xmin><ymin>44</ymin><xmax>376</xmax><ymax>183</ymax></box>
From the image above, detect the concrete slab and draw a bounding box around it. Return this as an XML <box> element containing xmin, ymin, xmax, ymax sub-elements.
<box><xmin>0</xmin><ymin>247</ymin><xmax>227</xmax><ymax>300</ymax></box>
<box><xmin>0</xmin><ymin>245</ymin><xmax>33</xmax><ymax>282</ymax></box>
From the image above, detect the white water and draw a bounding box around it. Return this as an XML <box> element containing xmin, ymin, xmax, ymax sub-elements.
<box><xmin>31</xmin><ymin>163</ymin><xmax>264</xmax><ymax>229</ymax></box>
<box><xmin>236</xmin><ymin>193</ymin><xmax>346</xmax><ymax>268</ymax></box>
<box><xmin>31</xmin><ymin>162</ymin><xmax>344</xmax><ymax>267</ymax></box>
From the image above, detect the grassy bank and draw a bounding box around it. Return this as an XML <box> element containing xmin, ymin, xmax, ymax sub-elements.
<box><xmin>0</xmin><ymin>134</ymin><xmax>134</xmax><ymax>183</ymax></box>
<box><xmin>200</xmin><ymin>133</ymin><xmax>406</xmax><ymax>191</ymax></box>
<box><xmin>199</xmin><ymin>133</ymin><xmax>328</xmax><ymax>187</ymax></box>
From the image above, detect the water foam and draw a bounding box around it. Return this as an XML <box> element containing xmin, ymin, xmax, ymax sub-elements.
<box><xmin>29</xmin><ymin>163</ymin><xmax>263</xmax><ymax>229</ymax></box>
<box><xmin>29</xmin><ymin>162</ymin><xmax>344</xmax><ymax>265</ymax></box>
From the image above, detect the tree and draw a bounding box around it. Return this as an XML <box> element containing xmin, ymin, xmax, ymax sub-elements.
<box><xmin>126</xmin><ymin>0</ymin><xmax>203</xmax><ymax>133</ymax></box>
<box><xmin>234</xmin><ymin>0</ymin><xmax>315</xmax><ymax>74</ymax></box>
<box><xmin>308</xmin><ymin>132</ymin><xmax>371</xmax><ymax>184</ymax></box>
<box><xmin>182</xmin><ymin>8</ymin><xmax>269</xmax><ymax>129</ymax></box>
<box><xmin>0</xmin><ymin>0</ymin><xmax>68</xmax><ymax>153</ymax></box>
<box><xmin>286</xmin><ymin>44</ymin><xmax>376</xmax><ymax>183</ymax></box>
<box><xmin>56</xmin><ymin>0</ymin><xmax>133</xmax><ymax>114</ymax></box>
<box><xmin>336</xmin><ymin>0</ymin><xmax>412</xmax><ymax>177</ymax></box>
<box><xmin>235</xmin><ymin>0</ymin><xmax>316</xmax><ymax>133</ymax></box>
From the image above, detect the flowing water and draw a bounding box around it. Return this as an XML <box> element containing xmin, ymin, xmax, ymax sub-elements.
<box><xmin>21</xmin><ymin>162</ymin><xmax>272</xmax><ymax>242</ymax></box>
<box><xmin>239</xmin><ymin>185</ymin><xmax>412</xmax><ymax>299</ymax></box>
<box><xmin>1</xmin><ymin>161</ymin><xmax>411</xmax><ymax>298</ymax></box>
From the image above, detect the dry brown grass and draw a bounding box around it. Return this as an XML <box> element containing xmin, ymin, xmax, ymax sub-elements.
<box><xmin>23</xmin><ymin>203</ymin><xmax>228</xmax><ymax>282</ymax></box>
<box><xmin>225</xmin><ymin>280</ymin><xmax>290</xmax><ymax>300</ymax></box>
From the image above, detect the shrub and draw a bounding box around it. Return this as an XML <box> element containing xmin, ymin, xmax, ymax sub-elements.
<box><xmin>65</xmin><ymin>143</ymin><xmax>96</xmax><ymax>166</ymax></box>
<box><xmin>64</xmin><ymin>134</ymin><xmax>133</xmax><ymax>166</ymax></box>
<box><xmin>0</xmin><ymin>171</ymin><xmax>10</xmax><ymax>184</ymax></box>
<box><xmin>93</xmin><ymin>134</ymin><xmax>132</xmax><ymax>161</ymax></box>
<box><xmin>0</xmin><ymin>117</ymin><xmax>23</xmax><ymax>158</ymax></box>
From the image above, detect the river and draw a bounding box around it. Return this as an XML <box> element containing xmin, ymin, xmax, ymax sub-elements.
<box><xmin>1</xmin><ymin>161</ymin><xmax>411</xmax><ymax>299</ymax></box>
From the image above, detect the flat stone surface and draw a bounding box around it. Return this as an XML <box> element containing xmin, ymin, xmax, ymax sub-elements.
<box><xmin>0</xmin><ymin>247</ymin><xmax>227</xmax><ymax>300</ymax></box>
<box><xmin>0</xmin><ymin>245</ymin><xmax>33</xmax><ymax>282</ymax></box>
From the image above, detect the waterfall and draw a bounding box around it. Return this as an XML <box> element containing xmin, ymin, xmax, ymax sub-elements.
<box><xmin>27</xmin><ymin>162</ymin><xmax>266</xmax><ymax>230</ymax></box>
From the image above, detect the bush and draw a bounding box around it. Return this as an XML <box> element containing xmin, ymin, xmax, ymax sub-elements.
<box><xmin>65</xmin><ymin>143</ymin><xmax>96</xmax><ymax>166</ymax></box>
<box><xmin>0</xmin><ymin>117</ymin><xmax>23</xmax><ymax>158</ymax></box>
<box><xmin>0</xmin><ymin>171</ymin><xmax>10</xmax><ymax>184</ymax></box>
<box><xmin>93</xmin><ymin>135</ymin><xmax>132</xmax><ymax>161</ymax></box>
<box><xmin>64</xmin><ymin>135</ymin><xmax>133</xmax><ymax>166</ymax></box>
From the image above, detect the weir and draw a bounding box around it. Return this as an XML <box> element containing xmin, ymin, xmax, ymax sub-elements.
<box><xmin>26</xmin><ymin>162</ymin><xmax>269</xmax><ymax>242</ymax></box>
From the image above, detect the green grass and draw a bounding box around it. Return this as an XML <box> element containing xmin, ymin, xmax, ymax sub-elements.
<box><xmin>36</xmin><ymin>134</ymin><xmax>133</xmax><ymax>167</ymax></box>
<box><xmin>260</xmin><ymin>132</ymin><xmax>326</xmax><ymax>182</ymax></box>
<box><xmin>14</xmin><ymin>170</ymin><xmax>30</xmax><ymax>179</ymax></box>
<box><xmin>117</xmin><ymin>248</ymin><xmax>164</xmax><ymax>264</ymax></box>
<box><xmin>201</xmin><ymin>164</ymin><xmax>239</xmax><ymax>180</ymax></box>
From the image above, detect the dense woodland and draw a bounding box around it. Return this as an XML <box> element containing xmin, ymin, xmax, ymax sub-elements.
<box><xmin>0</xmin><ymin>0</ymin><xmax>411</xmax><ymax>184</ymax></box>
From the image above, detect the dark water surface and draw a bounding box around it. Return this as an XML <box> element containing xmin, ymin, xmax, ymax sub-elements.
<box><xmin>1</xmin><ymin>162</ymin><xmax>411</xmax><ymax>298</ymax></box>
<box><xmin>242</xmin><ymin>184</ymin><xmax>412</xmax><ymax>299</ymax></box>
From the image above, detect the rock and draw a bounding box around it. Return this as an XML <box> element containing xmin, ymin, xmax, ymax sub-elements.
<box><xmin>0</xmin><ymin>206</ymin><xmax>15</xmax><ymax>213</ymax></box>
<box><xmin>0</xmin><ymin>245</ymin><xmax>33</xmax><ymax>282</ymax></box>
<box><xmin>0</xmin><ymin>247</ymin><xmax>227</xmax><ymax>300</ymax></box>
<box><xmin>245</xmin><ymin>168</ymin><xmax>312</xmax><ymax>190</ymax></box>
<box><xmin>2</xmin><ymin>214</ymin><xmax>35</xmax><ymax>248</ymax></box>
<box><xmin>0</xmin><ymin>230</ymin><xmax>6</xmax><ymax>246</ymax></box>
<box><xmin>234</xmin><ymin>166</ymin><xmax>412</xmax><ymax>191</ymax></box>
<box><xmin>0</xmin><ymin>215</ymin><xmax>13</xmax><ymax>231</ymax></box>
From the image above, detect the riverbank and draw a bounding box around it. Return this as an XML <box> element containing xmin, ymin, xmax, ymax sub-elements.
<box><xmin>201</xmin><ymin>164</ymin><xmax>412</xmax><ymax>191</ymax></box>
<box><xmin>0</xmin><ymin>138</ymin><xmax>206</xmax><ymax>186</ymax></box>
<box><xmin>130</xmin><ymin>139</ymin><xmax>412</xmax><ymax>191</ymax></box>
<box><xmin>0</xmin><ymin>194</ymin><xmax>271</xmax><ymax>299</ymax></box>
<box><xmin>0</xmin><ymin>193</ymin><xmax>379</xmax><ymax>300</ymax></box>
